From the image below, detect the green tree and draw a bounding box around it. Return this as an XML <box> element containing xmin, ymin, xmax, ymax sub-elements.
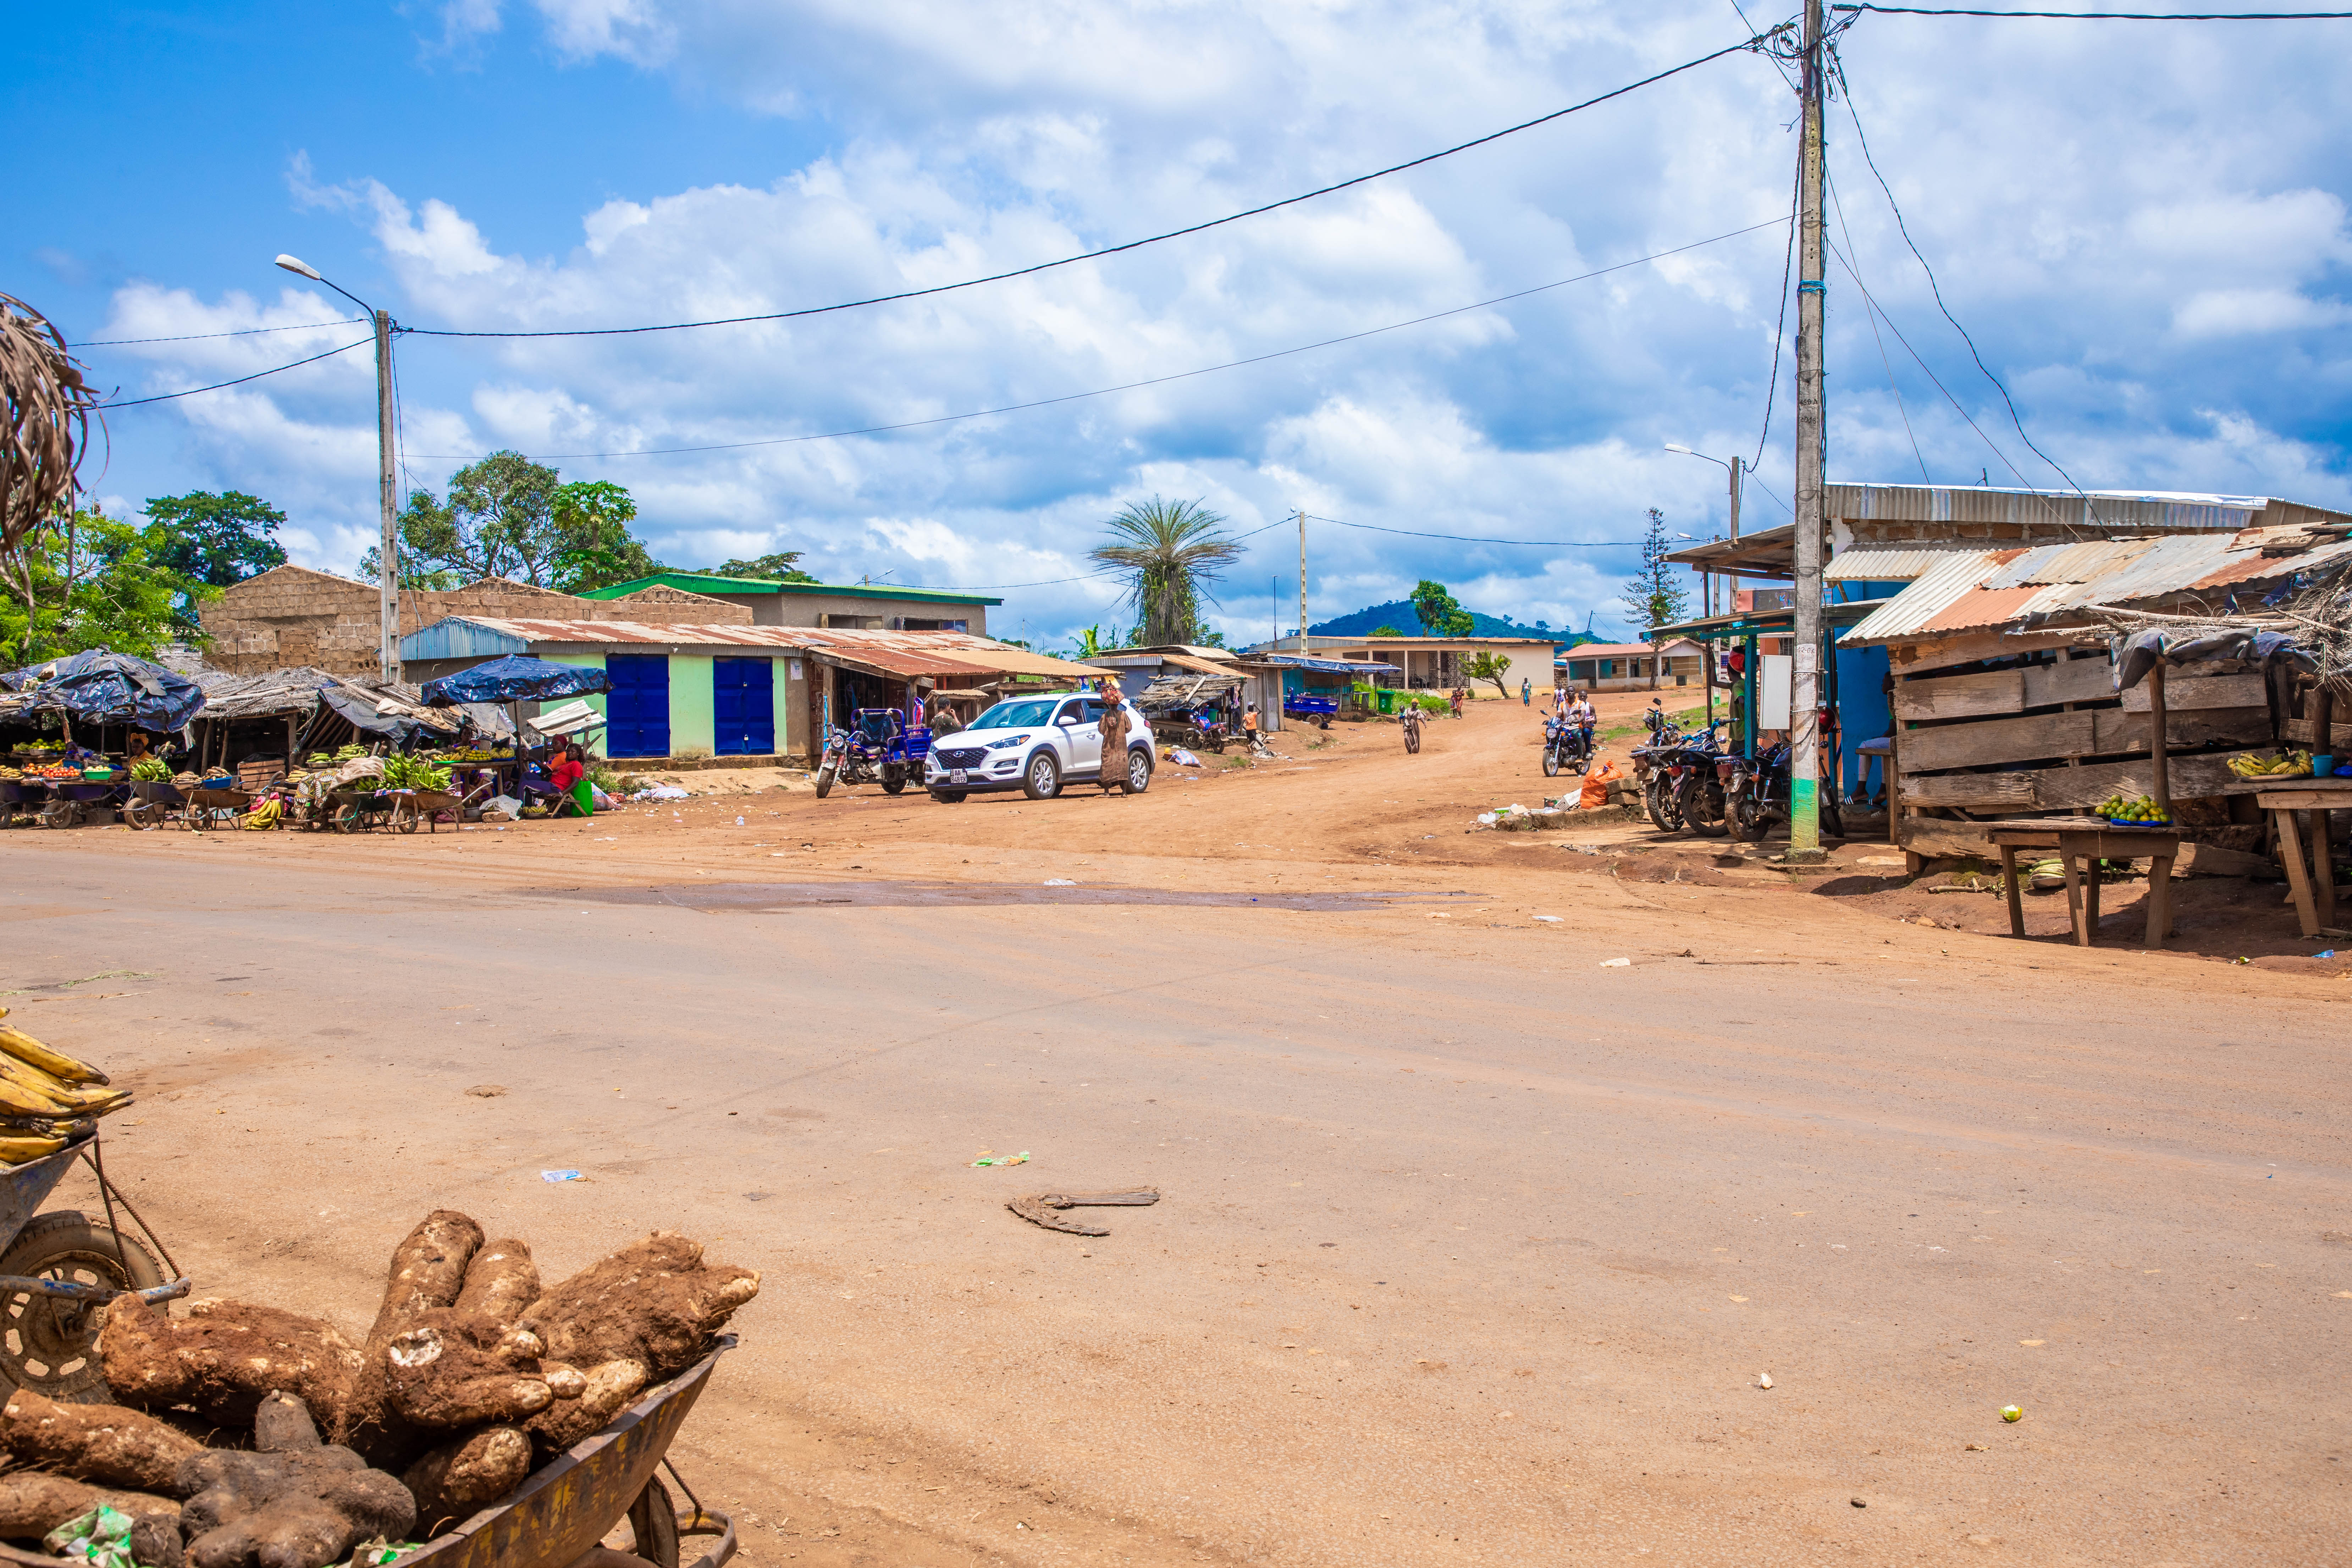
<box><xmin>550</xmin><ymin>480</ymin><xmax>659</xmax><ymax>592</ymax></box>
<box><xmin>361</xmin><ymin>452</ymin><xmax>554</xmax><ymax>586</ymax></box>
<box><xmin>707</xmin><ymin>551</ymin><xmax>819</xmax><ymax>583</ymax></box>
<box><xmin>139</xmin><ymin>491</ymin><xmax>288</xmax><ymax>585</ymax></box>
<box><xmin>1369</xmin><ymin>624</ymin><xmax>1406</xmax><ymax>637</ymax></box>
<box><xmin>1462</xmin><ymin>650</ymin><xmax>1513</xmax><ymax>699</ymax></box>
<box><xmin>1410</xmin><ymin>580</ymin><xmax>1474</xmax><ymax>638</ymax></box>
<box><xmin>1618</xmin><ymin>507</ymin><xmax>1692</xmax><ymax>690</ymax></box>
<box><xmin>1089</xmin><ymin>497</ymin><xmax>1243</xmax><ymax>648</ymax></box>
<box><xmin>0</xmin><ymin>508</ymin><xmax>214</xmax><ymax>663</ymax></box>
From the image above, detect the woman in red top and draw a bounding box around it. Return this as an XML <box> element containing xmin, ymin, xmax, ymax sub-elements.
<box><xmin>550</xmin><ymin>745</ymin><xmax>591</xmax><ymax>816</ymax></box>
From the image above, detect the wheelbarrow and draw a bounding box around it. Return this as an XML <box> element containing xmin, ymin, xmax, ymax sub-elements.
<box><xmin>330</xmin><ymin>786</ymin><xmax>400</xmax><ymax>834</ymax></box>
<box><xmin>0</xmin><ymin>1134</ymin><xmax>190</xmax><ymax>1401</ymax></box>
<box><xmin>401</xmin><ymin>1336</ymin><xmax>739</xmax><ymax>1568</ymax></box>
<box><xmin>183</xmin><ymin>785</ymin><xmax>254</xmax><ymax>831</ymax></box>
<box><xmin>393</xmin><ymin>788</ymin><xmax>466</xmax><ymax>834</ymax></box>
<box><xmin>123</xmin><ymin>778</ymin><xmax>185</xmax><ymax>830</ymax></box>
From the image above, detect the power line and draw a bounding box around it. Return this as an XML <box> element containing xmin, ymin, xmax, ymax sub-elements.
<box><xmin>402</xmin><ymin>38</ymin><xmax>1772</xmax><ymax>343</ymax></box>
<box><xmin>1836</xmin><ymin>5</ymin><xmax>2352</xmax><ymax>16</ymax></box>
<box><xmin>1832</xmin><ymin>54</ymin><xmax>2098</xmax><ymax>516</ymax></box>
<box><xmin>77</xmin><ymin>318</ymin><xmax>369</xmax><ymax>348</ymax></box>
<box><xmin>92</xmin><ymin>337</ymin><xmax>376</xmax><ymax>410</ymax></box>
<box><xmin>1752</xmin><ymin>157</ymin><xmax>1802</xmax><ymax>473</ymax></box>
<box><xmin>1826</xmin><ymin>171</ymin><xmax>1931</xmax><ymax>484</ymax></box>
<box><xmin>1307</xmin><ymin>513</ymin><xmax>1642</xmax><ymax>548</ymax></box>
<box><xmin>407</xmin><ymin>217</ymin><xmax>1787</xmax><ymax>462</ymax></box>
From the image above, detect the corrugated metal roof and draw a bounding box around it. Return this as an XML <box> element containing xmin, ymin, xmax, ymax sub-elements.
<box><xmin>403</xmin><ymin>618</ymin><xmax>1099</xmax><ymax>680</ymax></box>
<box><xmin>1822</xmin><ymin>544</ymin><xmax>1988</xmax><ymax>581</ymax></box>
<box><xmin>1561</xmin><ymin>640</ymin><xmax>1705</xmax><ymax>659</ymax></box>
<box><xmin>1841</xmin><ymin>528</ymin><xmax>2352</xmax><ymax>646</ymax></box>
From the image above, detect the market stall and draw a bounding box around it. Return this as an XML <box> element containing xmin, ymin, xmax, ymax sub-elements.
<box><xmin>420</xmin><ymin>656</ymin><xmax>612</xmax><ymax>819</ymax></box>
<box><xmin>0</xmin><ymin>650</ymin><xmax>208</xmax><ymax>827</ymax></box>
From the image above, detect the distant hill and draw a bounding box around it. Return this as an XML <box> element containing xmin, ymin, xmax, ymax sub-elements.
<box><xmin>1309</xmin><ymin>599</ymin><xmax>1596</xmax><ymax>645</ymax></box>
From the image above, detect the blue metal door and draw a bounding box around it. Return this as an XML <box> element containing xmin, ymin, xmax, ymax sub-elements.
<box><xmin>712</xmin><ymin>658</ymin><xmax>774</xmax><ymax>756</ymax></box>
<box><xmin>605</xmin><ymin>655</ymin><xmax>670</xmax><ymax>758</ymax></box>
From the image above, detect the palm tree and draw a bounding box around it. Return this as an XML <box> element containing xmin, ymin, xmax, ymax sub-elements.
<box><xmin>1089</xmin><ymin>497</ymin><xmax>1242</xmax><ymax>648</ymax></box>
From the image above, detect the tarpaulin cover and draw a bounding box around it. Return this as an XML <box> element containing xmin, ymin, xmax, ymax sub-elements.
<box><xmin>2110</xmin><ymin>627</ymin><xmax>2313</xmax><ymax>692</ymax></box>
<box><xmin>1259</xmin><ymin>654</ymin><xmax>1402</xmax><ymax>675</ymax></box>
<box><xmin>316</xmin><ymin>683</ymin><xmax>445</xmax><ymax>750</ymax></box>
<box><xmin>419</xmin><ymin>655</ymin><xmax>612</xmax><ymax>706</ymax></box>
<box><xmin>0</xmin><ymin>649</ymin><xmax>205</xmax><ymax>730</ymax></box>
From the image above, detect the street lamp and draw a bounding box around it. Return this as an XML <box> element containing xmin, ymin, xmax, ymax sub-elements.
<box><xmin>275</xmin><ymin>255</ymin><xmax>400</xmax><ymax>684</ymax></box>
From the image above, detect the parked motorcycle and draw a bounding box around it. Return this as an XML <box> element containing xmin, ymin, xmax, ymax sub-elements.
<box><xmin>815</xmin><ymin>708</ymin><xmax>926</xmax><ymax>798</ymax></box>
<box><xmin>1720</xmin><ymin>739</ymin><xmax>1845</xmax><ymax>842</ymax></box>
<box><xmin>1665</xmin><ymin>723</ymin><xmax>1732</xmax><ymax>837</ymax></box>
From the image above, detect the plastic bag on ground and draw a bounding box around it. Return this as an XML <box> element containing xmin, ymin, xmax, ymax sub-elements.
<box><xmin>1579</xmin><ymin>760</ymin><xmax>1621</xmax><ymax>811</ymax></box>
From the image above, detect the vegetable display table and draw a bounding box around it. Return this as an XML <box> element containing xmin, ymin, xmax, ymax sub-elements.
<box><xmin>2254</xmin><ymin>780</ymin><xmax>2352</xmax><ymax>938</ymax></box>
<box><xmin>1984</xmin><ymin>818</ymin><xmax>2189</xmax><ymax>950</ymax></box>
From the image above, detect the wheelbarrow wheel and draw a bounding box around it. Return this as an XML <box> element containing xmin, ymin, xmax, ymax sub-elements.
<box><xmin>0</xmin><ymin>1212</ymin><xmax>166</xmax><ymax>1404</ymax></box>
<box><xmin>625</xmin><ymin>1474</ymin><xmax>681</xmax><ymax>1568</ymax></box>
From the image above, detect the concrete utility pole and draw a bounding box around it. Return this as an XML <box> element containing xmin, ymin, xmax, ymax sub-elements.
<box><xmin>1297</xmin><ymin>509</ymin><xmax>1308</xmax><ymax>650</ymax></box>
<box><xmin>1788</xmin><ymin>0</ymin><xmax>1828</xmax><ymax>860</ymax></box>
<box><xmin>372</xmin><ymin>309</ymin><xmax>400</xmax><ymax>684</ymax></box>
<box><xmin>1729</xmin><ymin>455</ymin><xmax>1743</xmax><ymax>543</ymax></box>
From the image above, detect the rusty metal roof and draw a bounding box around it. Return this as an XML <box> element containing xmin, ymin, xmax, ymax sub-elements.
<box><xmin>1841</xmin><ymin>528</ymin><xmax>2352</xmax><ymax>647</ymax></box>
<box><xmin>419</xmin><ymin>618</ymin><xmax>1098</xmax><ymax>679</ymax></box>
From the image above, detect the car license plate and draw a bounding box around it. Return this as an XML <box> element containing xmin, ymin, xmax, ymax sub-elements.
<box><xmin>949</xmin><ymin>769</ymin><xmax>968</xmax><ymax>784</ymax></box>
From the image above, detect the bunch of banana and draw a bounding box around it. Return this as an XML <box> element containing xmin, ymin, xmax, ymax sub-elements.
<box><xmin>2227</xmin><ymin>751</ymin><xmax>2313</xmax><ymax>779</ymax></box>
<box><xmin>241</xmin><ymin>797</ymin><xmax>285</xmax><ymax>830</ymax></box>
<box><xmin>0</xmin><ymin>1012</ymin><xmax>127</xmax><ymax>1162</ymax></box>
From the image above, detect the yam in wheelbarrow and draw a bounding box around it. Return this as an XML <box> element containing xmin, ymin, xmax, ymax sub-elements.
<box><xmin>399</xmin><ymin>1336</ymin><xmax>738</xmax><ymax>1568</ymax></box>
<box><xmin>0</xmin><ymin>1137</ymin><xmax>192</xmax><ymax>1401</ymax></box>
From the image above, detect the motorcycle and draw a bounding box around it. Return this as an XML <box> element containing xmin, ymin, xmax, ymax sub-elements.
<box><xmin>1539</xmin><ymin>714</ymin><xmax>1593</xmax><ymax>778</ymax></box>
<box><xmin>814</xmin><ymin>708</ymin><xmax>927</xmax><ymax>798</ymax></box>
<box><xmin>1720</xmin><ymin>738</ymin><xmax>1846</xmax><ymax>843</ymax></box>
<box><xmin>1628</xmin><ymin>707</ymin><xmax>1691</xmax><ymax>830</ymax></box>
<box><xmin>1401</xmin><ymin>705</ymin><xmax>1423</xmax><ymax>755</ymax></box>
<box><xmin>1665</xmin><ymin>723</ymin><xmax>1732</xmax><ymax>837</ymax></box>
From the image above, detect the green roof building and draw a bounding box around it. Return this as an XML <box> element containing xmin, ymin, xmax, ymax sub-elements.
<box><xmin>579</xmin><ymin>572</ymin><xmax>1000</xmax><ymax>634</ymax></box>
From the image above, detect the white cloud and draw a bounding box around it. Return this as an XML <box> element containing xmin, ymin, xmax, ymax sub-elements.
<box><xmin>94</xmin><ymin>1</ymin><xmax>2352</xmax><ymax>645</ymax></box>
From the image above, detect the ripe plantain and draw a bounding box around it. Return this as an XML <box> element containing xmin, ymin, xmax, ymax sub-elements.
<box><xmin>0</xmin><ymin>1025</ymin><xmax>107</xmax><ymax>1087</ymax></box>
<box><xmin>0</xmin><ymin>1135</ymin><xmax>66</xmax><ymax>1165</ymax></box>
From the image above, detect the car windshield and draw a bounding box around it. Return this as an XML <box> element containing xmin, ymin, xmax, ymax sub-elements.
<box><xmin>971</xmin><ymin>699</ymin><xmax>1057</xmax><ymax>730</ymax></box>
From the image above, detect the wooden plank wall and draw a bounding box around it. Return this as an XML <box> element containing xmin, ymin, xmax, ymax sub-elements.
<box><xmin>1888</xmin><ymin>644</ymin><xmax>2281</xmax><ymax>856</ymax></box>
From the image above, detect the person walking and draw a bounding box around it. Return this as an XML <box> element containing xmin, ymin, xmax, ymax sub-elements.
<box><xmin>1520</xmin><ymin>677</ymin><xmax>1531</xmax><ymax>706</ymax></box>
<box><xmin>1243</xmin><ymin>700</ymin><xmax>1262</xmax><ymax>751</ymax></box>
<box><xmin>1096</xmin><ymin>680</ymin><xmax>1131</xmax><ymax>794</ymax></box>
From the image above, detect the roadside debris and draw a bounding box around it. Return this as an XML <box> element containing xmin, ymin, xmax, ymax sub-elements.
<box><xmin>2000</xmin><ymin>1404</ymin><xmax>2023</xmax><ymax>1422</ymax></box>
<box><xmin>971</xmin><ymin>1151</ymin><xmax>1029</xmax><ymax>1167</ymax></box>
<box><xmin>1600</xmin><ymin>957</ymin><xmax>1632</xmax><ymax>968</ymax></box>
<box><xmin>1756</xmin><ymin>1372</ymin><xmax>1773</xmax><ymax>1389</ymax></box>
<box><xmin>539</xmin><ymin>1170</ymin><xmax>586</xmax><ymax>1183</ymax></box>
<box><xmin>1007</xmin><ymin>1188</ymin><xmax>1161</xmax><ymax>1236</ymax></box>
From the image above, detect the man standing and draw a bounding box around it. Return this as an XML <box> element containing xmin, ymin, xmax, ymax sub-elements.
<box><xmin>1095</xmin><ymin>680</ymin><xmax>1131</xmax><ymax>794</ymax></box>
<box><xmin>1520</xmin><ymin>676</ymin><xmax>1531</xmax><ymax>706</ymax></box>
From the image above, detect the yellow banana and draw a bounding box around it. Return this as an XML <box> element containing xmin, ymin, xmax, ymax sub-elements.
<box><xmin>0</xmin><ymin>1066</ymin><xmax>74</xmax><ymax>1116</ymax></box>
<box><xmin>0</xmin><ymin>1135</ymin><xmax>67</xmax><ymax>1165</ymax></box>
<box><xmin>0</xmin><ymin>1026</ymin><xmax>107</xmax><ymax>1087</ymax></box>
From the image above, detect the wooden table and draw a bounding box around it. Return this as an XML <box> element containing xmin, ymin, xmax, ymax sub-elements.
<box><xmin>1985</xmin><ymin>818</ymin><xmax>2189</xmax><ymax>949</ymax></box>
<box><xmin>2255</xmin><ymin>781</ymin><xmax>2352</xmax><ymax>938</ymax></box>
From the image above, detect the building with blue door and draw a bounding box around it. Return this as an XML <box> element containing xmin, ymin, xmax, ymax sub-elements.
<box><xmin>400</xmin><ymin>617</ymin><xmax>1101</xmax><ymax>763</ymax></box>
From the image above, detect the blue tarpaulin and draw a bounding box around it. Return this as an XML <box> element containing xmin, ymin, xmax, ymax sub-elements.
<box><xmin>419</xmin><ymin>656</ymin><xmax>612</xmax><ymax>706</ymax></box>
<box><xmin>0</xmin><ymin>650</ymin><xmax>206</xmax><ymax>731</ymax></box>
<box><xmin>1259</xmin><ymin>654</ymin><xmax>1402</xmax><ymax>675</ymax></box>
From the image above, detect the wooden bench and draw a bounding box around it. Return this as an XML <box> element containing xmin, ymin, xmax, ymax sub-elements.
<box><xmin>1984</xmin><ymin>818</ymin><xmax>2188</xmax><ymax>949</ymax></box>
<box><xmin>2254</xmin><ymin>782</ymin><xmax>2352</xmax><ymax>938</ymax></box>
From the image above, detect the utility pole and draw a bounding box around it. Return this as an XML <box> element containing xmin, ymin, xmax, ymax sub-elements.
<box><xmin>1729</xmin><ymin>455</ymin><xmax>1743</xmax><ymax>543</ymax></box>
<box><xmin>1787</xmin><ymin>0</ymin><xmax>1828</xmax><ymax>861</ymax></box>
<box><xmin>1296</xmin><ymin>509</ymin><xmax>1308</xmax><ymax>650</ymax></box>
<box><xmin>373</xmin><ymin>309</ymin><xmax>400</xmax><ymax>685</ymax></box>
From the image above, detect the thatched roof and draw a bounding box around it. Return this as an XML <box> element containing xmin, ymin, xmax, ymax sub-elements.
<box><xmin>192</xmin><ymin>666</ymin><xmax>339</xmax><ymax>720</ymax></box>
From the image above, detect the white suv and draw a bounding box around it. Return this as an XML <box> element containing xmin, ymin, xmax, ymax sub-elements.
<box><xmin>923</xmin><ymin>690</ymin><xmax>1153</xmax><ymax>802</ymax></box>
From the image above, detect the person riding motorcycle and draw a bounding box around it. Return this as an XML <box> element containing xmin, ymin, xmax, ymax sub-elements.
<box><xmin>1568</xmin><ymin>690</ymin><xmax>1596</xmax><ymax>755</ymax></box>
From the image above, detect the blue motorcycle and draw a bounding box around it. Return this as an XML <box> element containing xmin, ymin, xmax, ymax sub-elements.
<box><xmin>816</xmin><ymin>708</ymin><xmax>931</xmax><ymax>797</ymax></box>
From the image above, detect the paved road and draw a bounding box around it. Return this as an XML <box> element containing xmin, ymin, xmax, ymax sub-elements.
<box><xmin>7</xmin><ymin>845</ymin><xmax>2347</xmax><ymax>1566</ymax></box>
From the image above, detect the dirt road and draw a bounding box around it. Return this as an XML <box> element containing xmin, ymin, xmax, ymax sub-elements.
<box><xmin>5</xmin><ymin>694</ymin><xmax>2346</xmax><ymax>1565</ymax></box>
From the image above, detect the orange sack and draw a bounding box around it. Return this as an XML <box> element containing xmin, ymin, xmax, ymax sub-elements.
<box><xmin>1578</xmin><ymin>761</ymin><xmax>1620</xmax><ymax>811</ymax></box>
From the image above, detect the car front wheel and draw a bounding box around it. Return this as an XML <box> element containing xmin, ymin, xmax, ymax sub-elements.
<box><xmin>1023</xmin><ymin>751</ymin><xmax>1062</xmax><ymax>800</ymax></box>
<box><xmin>1125</xmin><ymin>748</ymin><xmax>1152</xmax><ymax>794</ymax></box>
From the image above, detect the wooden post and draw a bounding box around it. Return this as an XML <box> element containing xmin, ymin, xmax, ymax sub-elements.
<box><xmin>2147</xmin><ymin>661</ymin><xmax>2171</xmax><ymax>815</ymax></box>
<box><xmin>2316</xmin><ymin>684</ymin><xmax>2335</xmax><ymax>758</ymax></box>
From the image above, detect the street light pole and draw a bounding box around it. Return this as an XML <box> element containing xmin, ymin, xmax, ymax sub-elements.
<box><xmin>1788</xmin><ymin>0</ymin><xmax>1829</xmax><ymax>861</ymax></box>
<box><xmin>276</xmin><ymin>255</ymin><xmax>401</xmax><ymax>685</ymax></box>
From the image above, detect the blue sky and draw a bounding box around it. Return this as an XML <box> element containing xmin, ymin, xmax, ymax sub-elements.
<box><xmin>16</xmin><ymin>2</ymin><xmax>2352</xmax><ymax>647</ymax></box>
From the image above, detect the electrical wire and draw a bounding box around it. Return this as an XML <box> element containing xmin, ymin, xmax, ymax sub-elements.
<box><xmin>1832</xmin><ymin>53</ymin><xmax>2098</xmax><ymax>519</ymax></box>
<box><xmin>92</xmin><ymin>337</ymin><xmax>376</xmax><ymax>410</ymax></box>
<box><xmin>77</xmin><ymin>319</ymin><xmax>369</xmax><ymax>348</ymax></box>
<box><xmin>1836</xmin><ymin>5</ymin><xmax>2352</xmax><ymax>16</ymax></box>
<box><xmin>1752</xmin><ymin>158</ymin><xmax>1802</xmax><ymax>474</ymax></box>
<box><xmin>1826</xmin><ymin>171</ymin><xmax>1931</xmax><ymax>483</ymax></box>
<box><xmin>401</xmin><ymin>39</ymin><xmax>1769</xmax><ymax>342</ymax></box>
<box><xmin>1306</xmin><ymin>513</ymin><xmax>1641</xmax><ymax>548</ymax></box>
<box><xmin>1822</xmin><ymin>237</ymin><xmax>2087</xmax><ymax>531</ymax></box>
<box><xmin>406</xmin><ymin>217</ymin><xmax>1788</xmax><ymax>462</ymax></box>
